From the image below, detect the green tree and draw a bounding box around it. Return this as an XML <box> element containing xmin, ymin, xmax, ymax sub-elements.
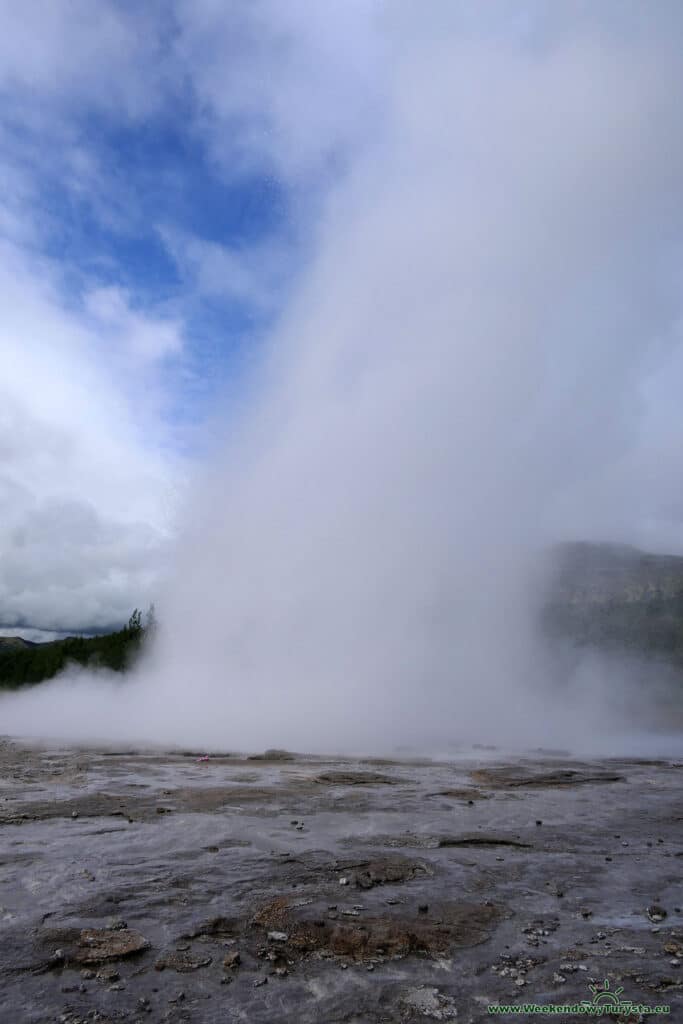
<box><xmin>128</xmin><ymin>608</ymin><xmax>143</xmax><ymax>633</ymax></box>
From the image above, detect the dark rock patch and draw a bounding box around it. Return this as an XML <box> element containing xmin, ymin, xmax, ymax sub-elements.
<box><xmin>154</xmin><ymin>951</ymin><xmax>213</xmax><ymax>972</ymax></box>
<box><xmin>438</xmin><ymin>834</ymin><xmax>532</xmax><ymax>849</ymax></box>
<box><xmin>352</xmin><ymin>856</ymin><xmax>431</xmax><ymax>889</ymax></box>
<box><xmin>250</xmin><ymin>895</ymin><xmax>504</xmax><ymax>962</ymax></box>
<box><xmin>428</xmin><ymin>788</ymin><xmax>489</xmax><ymax>801</ymax></box>
<box><xmin>248</xmin><ymin>749</ymin><xmax>296</xmax><ymax>761</ymax></box>
<box><xmin>74</xmin><ymin>928</ymin><xmax>151</xmax><ymax>964</ymax></box>
<box><xmin>471</xmin><ymin>767</ymin><xmax>624</xmax><ymax>789</ymax></box>
<box><xmin>176</xmin><ymin>915</ymin><xmax>240</xmax><ymax>941</ymax></box>
<box><xmin>314</xmin><ymin>771</ymin><xmax>397</xmax><ymax>786</ymax></box>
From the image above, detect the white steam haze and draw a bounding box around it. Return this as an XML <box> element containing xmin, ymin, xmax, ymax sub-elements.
<box><xmin>3</xmin><ymin>3</ymin><xmax>683</xmax><ymax>755</ymax></box>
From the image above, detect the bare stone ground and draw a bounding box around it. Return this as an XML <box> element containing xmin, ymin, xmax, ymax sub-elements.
<box><xmin>0</xmin><ymin>739</ymin><xmax>681</xmax><ymax>1023</ymax></box>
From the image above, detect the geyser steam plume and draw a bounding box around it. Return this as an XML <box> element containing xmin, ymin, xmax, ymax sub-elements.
<box><xmin>3</xmin><ymin>5</ymin><xmax>683</xmax><ymax>753</ymax></box>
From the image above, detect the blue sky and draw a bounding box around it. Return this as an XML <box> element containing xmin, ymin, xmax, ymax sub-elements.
<box><xmin>6</xmin><ymin>64</ymin><xmax>294</xmax><ymax>424</ymax></box>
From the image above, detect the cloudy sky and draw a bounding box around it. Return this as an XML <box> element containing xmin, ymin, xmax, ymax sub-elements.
<box><xmin>0</xmin><ymin>0</ymin><xmax>337</xmax><ymax>633</ymax></box>
<box><xmin>2</xmin><ymin>1</ymin><xmax>683</xmax><ymax>640</ymax></box>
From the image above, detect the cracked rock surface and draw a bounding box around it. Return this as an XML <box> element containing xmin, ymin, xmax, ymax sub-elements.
<box><xmin>0</xmin><ymin>739</ymin><xmax>681</xmax><ymax>1022</ymax></box>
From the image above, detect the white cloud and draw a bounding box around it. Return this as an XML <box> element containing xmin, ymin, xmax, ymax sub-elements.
<box><xmin>84</xmin><ymin>286</ymin><xmax>183</xmax><ymax>364</ymax></box>
<box><xmin>172</xmin><ymin>0</ymin><xmax>388</xmax><ymax>182</ymax></box>
<box><xmin>0</xmin><ymin>239</ymin><xmax>183</xmax><ymax>631</ymax></box>
<box><xmin>0</xmin><ymin>3</ymin><xmax>196</xmax><ymax>634</ymax></box>
<box><xmin>0</xmin><ymin>0</ymin><xmax>170</xmax><ymax>118</ymax></box>
<box><xmin>159</xmin><ymin>228</ymin><xmax>293</xmax><ymax>314</ymax></box>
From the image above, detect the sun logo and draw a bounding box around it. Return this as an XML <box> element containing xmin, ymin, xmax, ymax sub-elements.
<box><xmin>587</xmin><ymin>979</ymin><xmax>624</xmax><ymax>1006</ymax></box>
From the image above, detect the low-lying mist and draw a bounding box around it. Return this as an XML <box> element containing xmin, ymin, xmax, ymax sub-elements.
<box><xmin>3</xmin><ymin>7</ymin><xmax>683</xmax><ymax>756</ymax></box>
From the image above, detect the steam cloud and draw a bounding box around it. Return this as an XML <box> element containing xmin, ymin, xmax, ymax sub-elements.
<box><xmin>3</xmin><ymin>5</ymin><xmax>683</xmax><ymax>755</ymax></box>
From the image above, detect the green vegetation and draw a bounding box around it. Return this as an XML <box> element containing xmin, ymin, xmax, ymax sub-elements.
<box><xmin>0</xmin><ymin>608</ymin><xmax>154</xmax><ymax>690</ymax></box>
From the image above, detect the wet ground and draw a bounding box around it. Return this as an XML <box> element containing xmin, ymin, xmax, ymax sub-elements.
<box><xmin>0</xmin><ymin>739</ymin><xmax>681</xmax><ymax>1023</ymax></box>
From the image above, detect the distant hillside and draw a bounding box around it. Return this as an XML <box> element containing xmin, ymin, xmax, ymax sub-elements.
<box><xmin>0</xmin><ymin>610</ymin><xmax>152</xmax><ymax>690</ymax></box>
<box><xmin>3</xmin><ymin>548</ymin><xmax>683</xmax><ymax>692</ymax></box>
<box><xmin>550</xmin><ymin>541</ymin><xmax>683</xmax><ymax>604</ymax></box>
<box><xmin>0</xmin><ymin>636</ymin><xmax>37</xmax><ymax>650</ymax></box>
<box><xmin>544</xmin><ymin>542</ymin><xmax>683</xmax><ymax>666</ymax></box>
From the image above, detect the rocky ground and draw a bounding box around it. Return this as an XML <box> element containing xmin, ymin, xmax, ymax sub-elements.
<box><xmin>0</xmin><ymin>739</ymin><xmax>681</xmax><ymax>1023</ymax></box>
